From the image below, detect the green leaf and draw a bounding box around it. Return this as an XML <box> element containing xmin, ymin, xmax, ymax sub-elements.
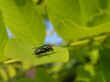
<box><xmin>35</xmin><ymin>68</ymin><xmax>57</xmax><ymax>82</ymax></box>
<box><xmin>16</xmin><ymin>77</ymin><xmax>36</xmax><ymax>82</ymax></box>
<box><xmin>0</xmin><ymin>10</ymin><xmax>8</xmax><ymax>61</ymax></box>
<box><xmin>0</xmin><ymin>67</ymin><xmax>8</xmax><ymax>82</ymax></box>
<box><xmin>7</xmin><ymin>65</ymin><xmax>16</xmax><ymax>78</ymax></box>
<box><xmin>90</xmin><ymin>70</ymin><xmax>105</xmax><ymax>82</ymax></box>
<box><xmin>16</xmin><ymin>68</ymin><xmax>57</xmax><ymax>82</ymax></box>
<box><xmin>68</xmin><ymin>45</ymin><xmax>89</xmax><ymax>62</ymax></box>
<box><xmin>4</xmin><ymin>39</ymin><xmax>69</xmax><ymax>68</ymax></box>
<box><xmin>100</xmin><ymin>47</ymin><xmax>110</xmax><ymax>82</ymax></box>
<box><xmin>46</xmin><ymin>0</ymin><xmax>100</xmax><ymax>25</ymax></box>
<box><xmin>49</xmin><ymin>20</ymin><xmax>110</xmax><ymax>41</ymax></box>
<box><xmin>75</xmin><ymin>66</ymin><xmax>91</xmax><ymax>82</ymax></box>
<box><xmin>0</xmin><ymin>0</ymin><xmax>45</xmax><ymax>45</ymax></box>
<box><xmin>46</xmin><ymin>0</ymin><xmax>110</xmax><ymax>40</ymax></box>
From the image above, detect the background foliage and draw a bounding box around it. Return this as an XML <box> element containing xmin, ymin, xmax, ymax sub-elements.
<box><xmin>0</xmin><ymin>0</ymin><xmax>110</xmax><ymax>82</ymax></box>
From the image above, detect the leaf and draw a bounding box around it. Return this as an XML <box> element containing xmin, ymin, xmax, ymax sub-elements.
<box><xmin>7</xmin><ymin>65</ymin><xmax>16</xmax><ymax>78</ymax></box>
<box><xmin>35</xmin><ymin>68</ymin><xmax>58</xmax><ymax>82</ymax></box>
<box><xmin>0</xmin><ymin>10</ymin><xmax>8</xmax><ymax>61</ymax></box>
<box><xmin>75</xmin><ymin>66</ymin><xmax>91</xmax><ymax>82</ymax></box>
<box><xmin>0</xmin><ymin>67</ymin><xmax>8</xmax><ymax>82</ymax></box>
<box><xmin>16</xmin><ymin>68</ymin><xmax>57</xmax><ymax>82</ymax></box>
<box><xmin>99</xmin><ymin>47</ymin><xmax>110</xmax><ymax>82</ymax></box>
<box><xmin>50</xmin><ymin>20</ymin><xmax>110</xmax><ymax>41</ymax></box>
<box><xmin>0</xmin><ymin>0</ymin><xmax>45</xmax><ymax>45</ymax></box>
<box><xmin>68</xmin><ymin>45</ymin><xmax>89</xmax><ymax>62</ymax></box>
<box><xmin>46</xmin><ymin>0</ymin><xmax>110</xmax><ymax>40</ymax></box>
<box><xmin>90</xmin><ymin>70</ymin><xmax>105</xmax><ymax>82</ymax></box>
<box><xmin>16</xmin><ymin>77</ymin><xmax>36</xmax><ymax>82</ymax></box>
<box><xmin>4</xmin><ymin>39</ymin><xmax>69</xmax><ymax>68</ymax></box>
<box><xmin>46</xmin><ymin>0</ymin><xmax>100</xmax><ymax>25</ymax></box>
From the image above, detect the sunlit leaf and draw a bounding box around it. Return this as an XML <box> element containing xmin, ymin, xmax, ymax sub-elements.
<box><xmin>46</xmin><ymin>0</ymin><xmax>110</xmax><ymax>40</ymax></box>
<box><xmin>0</xmin><ymin>10</ymin><xmax>8</xmax><ymax>61</ymax></box>
<box><xmin>4</xmin><ymin>39</ymin><xmax>69</xmax><ymax>68</ymax></box>
<box><xmin>75</xmin><ymin>66</ymin><xmax>91</xmax><ymax>82</ymax></box>
<box><xmin>0</xmin><ymin>67</ymin><xmax>8</xmax><ymax>82</ymax></box>
<box><xmin>0</xmin><ymin>0</ymin><xmax>45</xmax><ymax>45</ymax></box>
<box><xmin>7</xmin><ymin>65</ymin><xmax>16</xmax><ymax>78</ymax></box>
<box><xmin>46</xmin><ymin>0</ymin><xmax>99</xmax><ymax>26</ymax></box>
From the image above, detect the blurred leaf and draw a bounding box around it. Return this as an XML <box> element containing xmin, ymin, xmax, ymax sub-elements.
<box><xmin>16</xmin><ymin>77</ymin><xmax>36</xmax><ymax>82</ymax></box>
<box><xmin>36</xmin><ymin>68</ymin><xmax>57</xmax><ymax>82</ymax></box>
<box><xmin>89</xmin><ymin>49</ymin><xmax>99</xmax><ymax>64</ymax></box>
<box><xmin>75</xmin><ymin>66</ymin><xmax>91</xmax><ymax>82</ymax></box>
<box><xmin>7</xmin><ymin>65</ymin><xmax>16</xmax><ymax>78</ymax></box>
<box><xmin>49</xmin><ymin>20</ymin><xmax>110</xmax><ymax>41</ymax></box>
<box><xmin>46</xmin><ymin>0</ymin><xmax>99</xmax><ymax>25</ymax></box>
<box><xmin>87</xmin><ymin>12</ymin><xmax>110</xmax><ymax>27</ymax></box>
<box><xmin>90</xmin><ymin>70</ymin><xmax>105</xmax><ymax>82</ymax></box>
<box><xmin>32</xmin><ymin>0</ymin><xmax>37</xmax><ymax>3</ymax></box>
<box><xmin>84</xmin><ymin>64</ymin><xmax>95</xmax><ymax>77</ymax></box>
<box><xmin>0</xmin><ymin>10</ymin><xmax>8</xmax><ymax>61</ymax></box>
<box><xmin>0</xmin><ymin>67</ymin><xmax>8</xmax><ymax>82</ymax></box>
<box><xmin>100</xmin><ymin>47</ymin><xmax>110</xmax><ymax>82</ymax></box>
<box><xmin>16</xmin><ymin>68</ymin><xmax>57</xmax><ymax>82</ymax></box>
<box><xmin>46</xmin><ymin>0</ymin><xmax>110</xmax><ymax>40</ymax></box>
<box><xmin>4</xmin><ymin>39</ymin><xmax>69</xmax><ymax>68</ymax></box>
<box><xmin>68</xmin><ymin>45</ymin><xmax>89</xmax><ymax>62</ymax></box>
<box><xmin>0</xmin><ymin>0</ymin><xmax>45</xmax><ymax>45</ymax></box>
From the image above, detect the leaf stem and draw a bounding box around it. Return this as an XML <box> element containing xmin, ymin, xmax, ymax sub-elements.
<box><xmin>69</xmin><ymin>35</ymin><xmax>107</xmax><ymax>46</ymax></box>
